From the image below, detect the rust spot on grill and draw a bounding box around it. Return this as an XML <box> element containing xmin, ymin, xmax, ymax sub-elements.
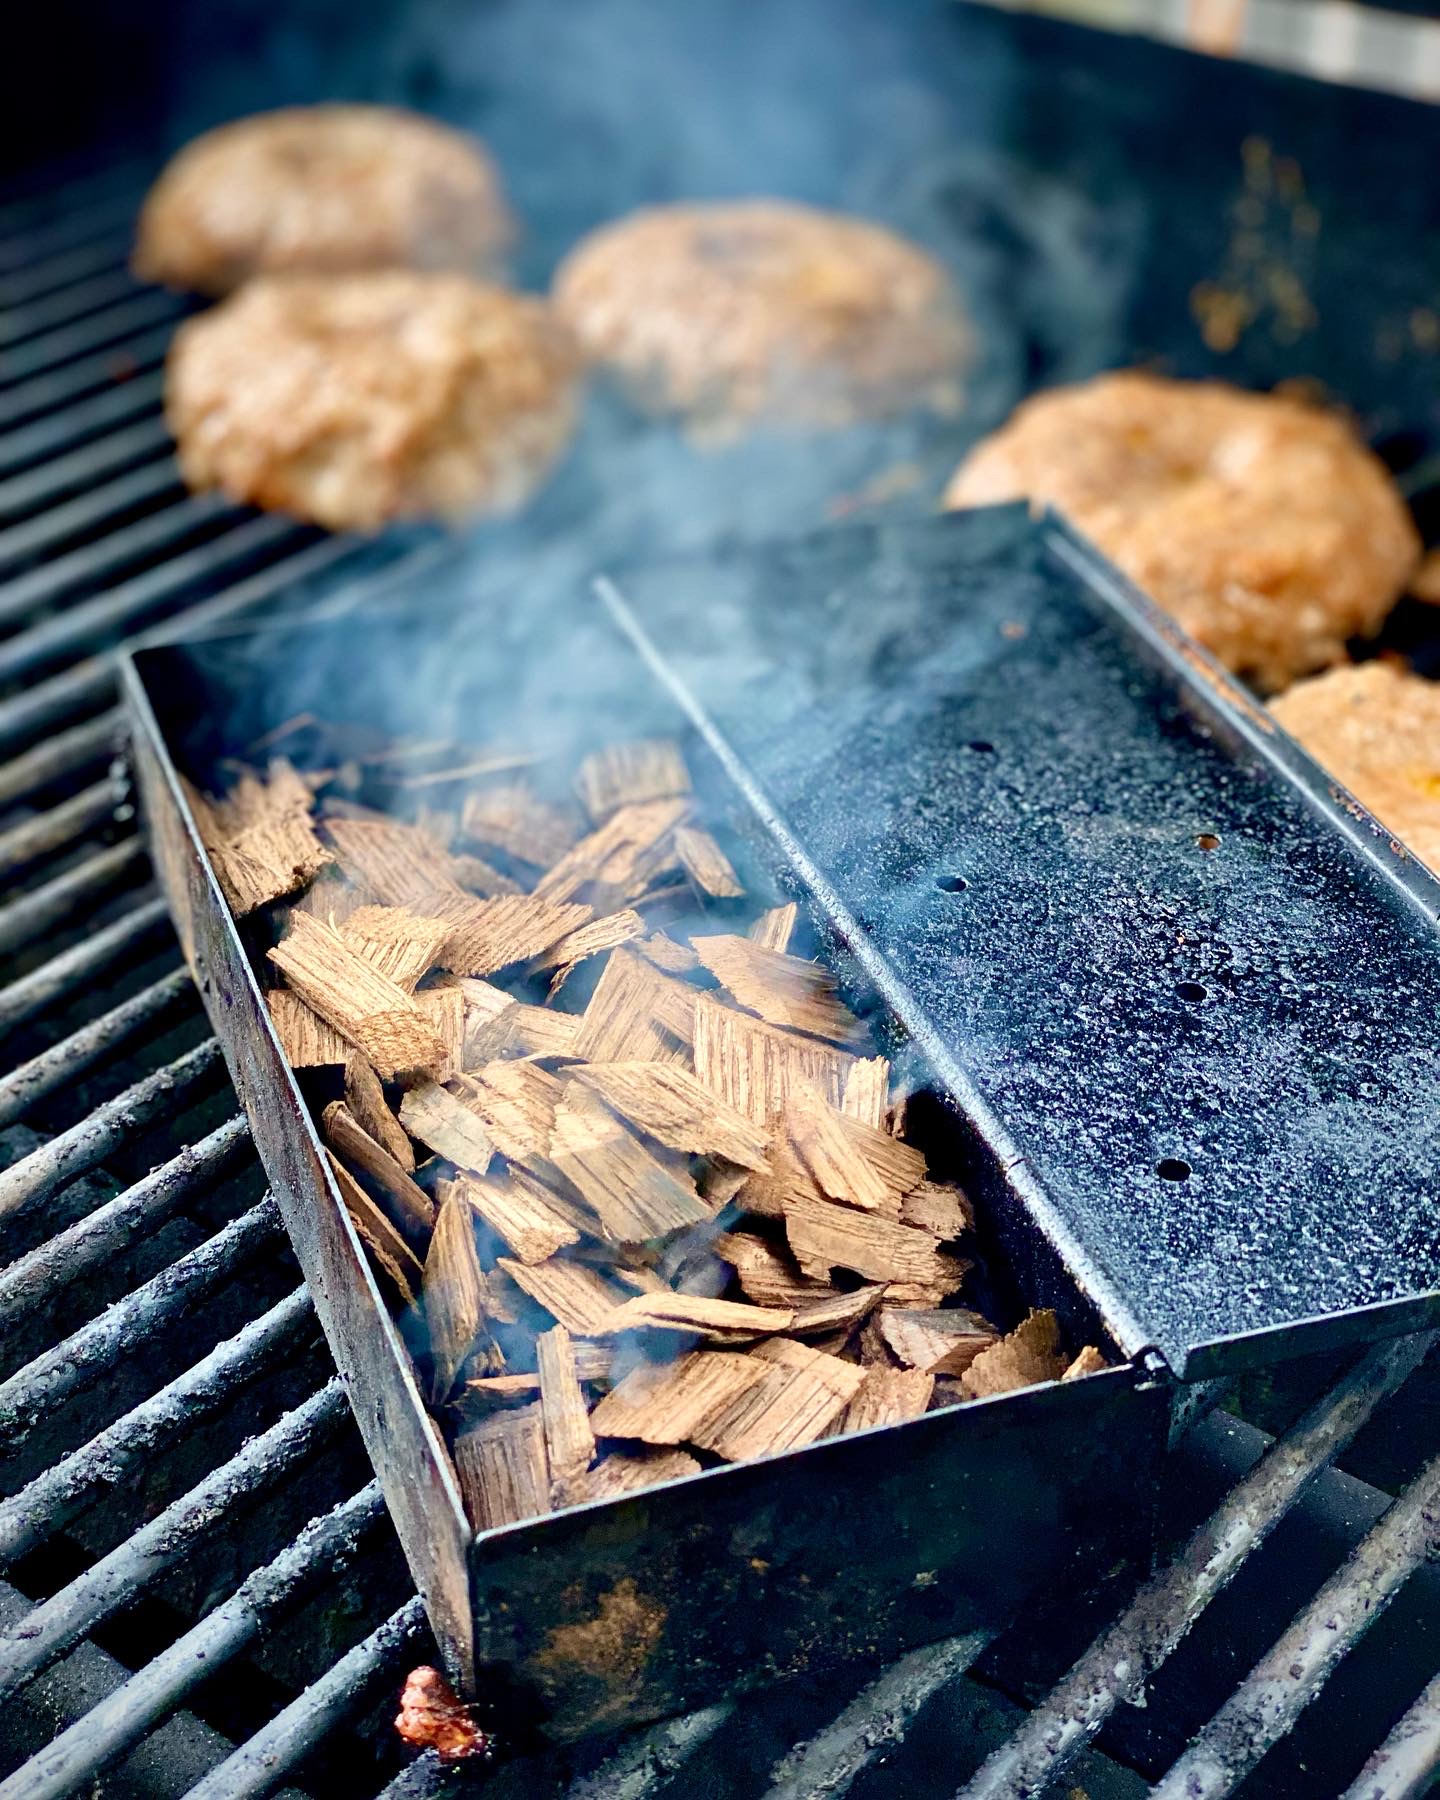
<box><xmin>535</xmin><ymin>1578</ymin><xmax>666</xmax><ymax>1727</ymax></box>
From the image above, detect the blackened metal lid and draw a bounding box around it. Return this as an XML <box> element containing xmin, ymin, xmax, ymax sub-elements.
<box><xmin>599</xmin><ymin>506</ymin><xmax>1440</xmax><ymax>1382</ymax></box>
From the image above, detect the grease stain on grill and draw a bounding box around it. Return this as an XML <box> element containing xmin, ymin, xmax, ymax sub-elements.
<box><xmin>1176</xmin><ymin>980</ymin><xmax>1208</xmax><ymax>1004</ymax></box>
<box><xmin>1157</xmin><ymin>1158</ymin><xmax>1192</xmax><ymax>1182</ymax></box>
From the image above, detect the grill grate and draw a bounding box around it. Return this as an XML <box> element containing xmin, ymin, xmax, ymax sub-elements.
<box><xmin>0</xmin><ymin>159</ymin><xmax>1436</xmax><ymax>1800</ymax></box>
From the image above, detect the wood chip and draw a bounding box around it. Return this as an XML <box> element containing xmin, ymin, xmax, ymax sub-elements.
<box><xmin>548</xmin><ymin>1085</ymin><xmax>711</xmax><ymax>1242</ymax></box>
<box><xmin>186</xmin><ymin>759</ymin><xmax>330</xmax><ymax>915</ymax></box>
<box><xmin>959</xmin><ymin>1310</ymin><xmax>1068</xmax><ymax>1399</ymax></box>
<box><xmin>324</xmin><ymin>816</ymin><xmax>466</xmax><ymax>908</ymax></box>
<box><xmin>691</xmin><ymin>1338</ymin><xmax>864</xmax><ymax>1461</ymax></box>
<box><xmin>459</xmin><ymin>1341</ymin><xmax>614</xmax><ymax>1409</ymax></box>
<box><xmin>841</xmin><ymin>1056</ymin><xmax>891</xmax><ymax>1130</ymax></box>
<box><xmin>1063</xmin><ymin>1345</ymin><xmax>1108</xmax><ymax>1380</ymax></box>
<box><xmin>447</xmin><ymin>852</ymin><xmax>524</xmax><ymax>897</ymax></box>
<box><xmin>784</xmin><ymin>1188</ymin><xmax>965</xmax><ymax>1292</ymax></box>
<box><xmin>339</xmin><ymin>905</ymin><xmax>452</xmax><ymax>991</ymax></box>
<box><xmin>325</xmin><ymin>1151</ymin><xmax>423</xmax><ymax>1305</ymax></box>
<box><xmin>841</xmin><ymin>1366</ymin><xmax>935</xmax><ymax>1432</ymax></box>
<box><xmin>784</xmin><ymin>1082</ymin><xmax>925</xmax><ymax>1213</ymax></box>
<box><xmin>749</xmin><ymin>903</ymin><xmax>798</xmax><ymax>954</ymax></box>
<box><xmin>433</xmin><ymin>894</ymin><xmax>593</xmax><ymax>977</ymax></box>
<box><xmin>693</xmin><ymin>995</ymin><xmax>857</xmax><ymax>1126</ymax></box>
<box><xmin>537</xmin><ymin>1325</ymin><xmax>596</xmax><ymax>1499</ymax></box>
<box><xmin>569</xmin><ymin>1062</ymin><xmax>771</xmax><ymax>1170</ymax></box>
<box><xmin>573</xmin><ymin>948</ymin><xmax>696</xmax><ymax>1064</ymax></box>
<box><xmin>735</xmin><ymin>1130</ymin><xmax>823</xmax><ymax>1220</ymax></box>
<box><xmin>790</xmin><ymin>1285</ymin><xmax>886</xmax><ymax>1338</ymax></box>
<box><xmin>423</xmin><ymin>1189</ymin><xmax>499</xmax><ymax>1401</ymax></box>
<box><xmin>267</xmin><ymin>989</ymin><xmax>348</xmax><ymax>1068</ymax></box>
<box><xmin>674</xmin><ymin>826</ymin><xmax>744</xmax><ymax>898</ymax></box>
<box><xmin>345</xmin><ymin>1053</ymin><xmax>414</xmax><ymax>1171</ymax></box>
<box><xmin>576</xmin><ymin>739</ymin><xmax>690</xmax><ymax>822</ymax></box>
<box><xmin>453</xmin><ymin>1403</ymin><xmax>550</xmax><ymax>1533</ymax></box>
<box><xmin>541</xmin><ymin>909</ymin><xmax>646</xmax><ymax>992</ymax></box>
<box><xmin>398</xmin><ymin>1082</ymin><xmax>495</xmax><ymax>1175</ymax></box>
<box><xmin>497</xmin><ymin>1255</ymin><xmax>634</xmax><ymax>1335</ymax></box>
<box><xmin>458</xmin><ymin>1061</ymin><xmax>566</xmax><ymax>1164</ymax></box>
<box><xmin>878</xmin><ymin>1307</ymin><xmax>998</xmax><ymax>1376</ymax></box>
<box><xmin>461</xmin><ymin>782</ymin><xmax>581</xmax><ymax>867</ymax></box>
<box><xmin>712</xmin><ymin>1231</ymin><xmax>831</xmax><ymax>1307</ymax></box>
<box><xmin>465</xmin><ymin>1003</ymin><xmax>583</xmax><ymax>1063</ymax></box>
<box><xmin>589</xmin><ymin>1350</ymin><xmax>769</xmax><ymax>1445</ymax></box>
<box><xmin>596</xmin><ymin>1292</ymin><xmax>795</xmax><ymax>1339</ymax></box>
<box><xmin>692</xmin><ymin>936</ymin><xmax>863</xmax><ymax>1047</ymax></box>
<box><xmin>269</xmin><ymin>912</ymin><xmax>446</xmax><ymax>1079</ymax></box>
<box><xmin>322</xmin><ymin>1100</ymin><xmax>435</xmax><ymax>1251</ymax></box>
<box><xmin>294</xmin><ymin>868</ymin><xmax>365</xmax><ymax>926</ymax></box>
<box><xmin>900</xmin><ymin>1181</ymin><xmax>975</xmax><ymax>1240</ymax></box>
<box><xmin>563</xmin><ymin>1448</ymin><xmax>702</xmax><ymax>1502</ymax></box>
<box><xmin>638</xmin><ymin>932</ymin><xmax>700</xmax><ymax>976</ymax></box>
<box><xmin>453</xmin><ymin>1169</ymin><xmax>580</xmax><ymax>1266</ymax></box>
<box><xmin>533</xmin><ymin>798</ymin><xmax>689</xmax><ymax>904</ymax></box>
<box><xmin>414</xmin><ymin>985</ymin><xmax>465</xmax><ymax>1078</ymax></box>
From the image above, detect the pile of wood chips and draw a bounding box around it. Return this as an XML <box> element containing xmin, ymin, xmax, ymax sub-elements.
<box><xmin>187</xmin><ymin>731</ymin><xmax>1105</xmax><ymax>1534</ymax></box>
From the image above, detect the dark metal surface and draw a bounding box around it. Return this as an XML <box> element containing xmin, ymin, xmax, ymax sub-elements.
<box><xmin>602</xmin><ymin>509</ymin><xmax>1440</xmax><ymax>1380</ymax></box>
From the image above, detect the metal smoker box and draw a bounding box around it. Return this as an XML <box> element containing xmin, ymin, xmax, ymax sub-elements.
<box><xmin>120</xmin><ymin>506</ymin><xmax>1440</xmax><ymax>1739</ymax></box>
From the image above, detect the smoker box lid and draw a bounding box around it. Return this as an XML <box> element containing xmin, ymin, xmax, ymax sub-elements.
<box><xmin>599</xmin><ymin>505</ymin><xmax>1440</xmax><ymax>1382</ymax></box>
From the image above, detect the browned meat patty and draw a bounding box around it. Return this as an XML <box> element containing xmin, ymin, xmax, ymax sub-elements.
<box><xmin>1270</xmin><ymin>662</ymin><xmax>1440</xmax><ymax>871</ymax></box>
<box><xmin>134</xmin><ymin>106</ymin><xmax>513</xmax><ymax>296</ymax></box>
<box><xmin>943</xmin><ymin>372</ymin><xmax>1419</xmax><ymax>692</ymax></box>
<box><xmin>166</xmin><ymin>273</ymin><xmax>580</xmax><ymax>531</ymax></box>
<box><xmin>552</xmin><ymin>200</ymin><xmax>969</xmax><ymax>435</ymax></box>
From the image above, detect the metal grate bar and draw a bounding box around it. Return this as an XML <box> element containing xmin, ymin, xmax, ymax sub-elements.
<box><xmin>0</xmin><ymin>779</ymin><xmax>120</xmax><ymax>883</ymax></box>
<box><xmin>0</xmin><ymin>456</ymin><xmax>181</xmax><ymax>575</ymax></box>
<box><xmin>0</xmin><ymin>1197</ymin><xmax>283</xmax><ymax>1456</ymax></box>
<box><xmin>1341</xmin><ymin>1670</ymin><xmax>1440</xmax><ymax>1800</ymax></box>
<box><xmin>0</xmin><ymin>414</ymin><xmax>174</xmax><ymax>523</ymax></box>
<box><xmin>0</xmin><ymin>839</ymin><xmax>147</xmax><ymax>957</ymax></box>
<box><xmin>0</xmin><ymin>1480</ymin><xmax>388</xmax><ymax>1800</ymax></box>
<box><xmin>954</xmin><ymin>1330</ymin><xmax>1438</xmax><ymax>1800</ymax></box>
<box><xmin>0</xmin><ymin>973</ymin><xmax>212</xmax><ymax>1136</ymax></box>
<box><xmin>0</xmin><ymin>267</ymin><xmax>150</xmax><ymax>350</ymax></box>
<box><xmin>0</xmin><ymin>709</ymin><xmax>121</xmax><ymax>812</ymax></box>
<box><xmin>0</xmin><ymin>192</ymin><xmax>142</xmax><ymax>276</ymax></box>
<box><xmin>0</xmin><ymin>1381</ymin><xmax>348</xmax><ymax>1708</ymax></box>
<box><xmin>184</xmin><ymin>1596</ymin><xmax>431</xmax><ymax>1800</ymax></box>
<box><xmin>0</xmin><ymin>323</ymin><xmax>172</xmax><ymax>432</ymax></box>
<box><xmin>0</xmin><ymin>231</ymin><xmax>136</xmax><ymax>312</ymax></box>
<box><xmin>0</xmin><ymin>288</ymin><xmax>185</xmax><ymax>384</ymax></box>
<box><xmin>0</xmin><ymin>1115</ymin><xmax>250</xmax><ymax>1324</ymax></box>
<box><xmin>0</xmin><ymin>370</ymin><xmax>165</xmax><ymax>478</ymax></box>
<box><xmin>0</xmin><ymin>1035</ymin><xmax>225</xmax><ymax>1224</ymax></box>
<box><xmin>0</xmin><ymin>1285</ymin><xmax>312</xmax><ymax>1569</ymax></box>
<box><xmin>0</xmin><ymin>894</ymin><xmax>169</xmax><ymax>1038</ymax></box>
<box><xmin>1151</xmin><ymin>1448</ymin><xmax>1440</xmax><ymax>1800</ymax></box>
<box><xmin>564</xmin><ymin>1704</ymin><xmax>739</xmax><ymax>1800</ymax></box>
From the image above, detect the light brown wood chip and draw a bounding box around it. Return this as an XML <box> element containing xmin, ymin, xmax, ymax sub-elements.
<box><xmin>691</xmin><ymin>1338</ymin><xmax>864</xmax><ymax>1461</ymax></box>
<box><xmin>541</xmin><ymin>910</ymin><xmax>647</xmax><ymax>994</ymax></box>
<box><xmin>187</xmin><ymin>759</ymin><xmax>330</xmax><ymax>916</ymax></box>
<box><xmin>294</xmin><ymin>869</ymin><xmax>366</xmax><ymax>924</ymax></box>
<box><xmin>537</xmin><ymin>1325</ymin><xmax>595</xmax><ymax>1498</ymax></box>
<box><xmin>564</xmin><ymin>1448</ymin><xmax>702</xmax><ymax>1503</ymax></box>
<box><xmin>879</xmin><ymin>1307</ymin><xmax>998</xmax><ymax>1376</ymax></box>
<box><xmin>460</xmin><ymin>1341</ymin><xmax>613</xmax><ymax>1407</ymax></box>
<box><xmin>573</xmin><ymin>948</ymin><xmax>696</xmax><ymax>1065</ymax></box>
<box><xmin>638</xmin><ymin>932</ymin><xmax>701</xmax><ymax>976</ymax></box>
<box><xmin>674</xmin><ymin>826</ymin><xmax>744</xmax><ymax>899</ymax></box>
<box><xmin>465</xmin><ymin>1003</ymin><xmax>583</xmax><ymax>1063</ymax></box>
<box><xmin>569</xmin><ymin>1062</ymin><xmax>770</xmax><ymax>1170</ymax></box>
<box><xmin>321</xmin><ymin>1100</ymin><xmax>435</xmax><ymax>1249</ymax></box>
<box><xmin>749</xmin><ymin>903</ymin><xmax>798</xmax><ymax>954</ymax></box>
<box><xmin>497</xmin><ymin>1255</ymin><xmax>634</xmax><ymax>1336</ymax></box>
<box><xmin>960</xmin><ymin>1310</ymin><xmax>1068</xmax><ymax>1399</ymax></box>
<box><xmin>414</xmin><ymin>985</ymin><xmax>465</xmax><ymax>1078</ymax></box>
<box><xmin>324</xmin><ymin>816</ymin><xmax>466</xmax><ymax>908</ymax></box>
<box><xmin>841</xmin><ymin>1366</ymin><xmax>935</xmax><ymax>1433</ymax></box>
<box><xmin>589</xmin><ymin>1351</ymin><xmax>769</xmax><ymax>1445</ymax></box>
<box><xmin>453</xmin><ymin>1169</ymin><xmax>580</xmax><ymax>1266</ymax></box>
<box><xmin>1063</xmin><ymin>1345</ymin><xmax>1108</xmax><ymax>1380</ymax></box>
<box><xmin>899</xmin><ymin>1181</ymin><xmax>975</xmax><ymax>1240</ymax></box>
<box><xmin>461</xmin><ymin>782</ymin><xmax>581</xmax><ymax>867</ymax></box>
<box><xmin>596</xmin><ymin>1292</ymin><xmax>795</xmax><ymax>1339</ymax></box>
<box><xmin>575</xmin><ymin>738</ymin><xmax>691</xmax><ymax>823</ymax></box>
<box><xmin>735</xmin><ymin>1130</ymin><xmax>824</xmax><ymax>1221</ymax></box>
<box><xmin>784</xmin><ymin>1083</ymin><xmax>926</xmax><ymax>1214</ymax></box>
<box><xmin>784</xmin><ymin>1189</ymin><xmax>963</xmax><ymax>1292</ymax></box>
<box><xmin>338</xmin><ymin>905</ymin><xmax>452</xmax><ymax>992</ymax></box>
<box><xmin>398</xmin><ymin>1083</ymin><xmax>495</xmax><ymax>1175</ymax></box>
<box><xmin>548</xmin><ymin>1085</ymin><xmax>711</xmax><ymax>1242</ymax></box>
<box><xmin>459</xmin><ymin>1061</ymin><xmax>567</xmax><ymax>1163</ymax></box>
<box><xmin>344</xmin><ymin>1054</ymin><xmax>414</xmax><ymax>1171</ymax></box>
<box><xmin>693</xmin><ymin>995</ymin><xmax>857</xmax><ymax>1127</ymax></box>
<box><xmin>432</xmin><ymin>894</ymin><xmax>593</xmax><ymax>977</ymax></box>
<box><xmin>325</xmin><ymin>1151</ymin><xmax>423</xmax><ymax>1305</ymax></box>
<box><xmin>790</xmin><ymin>1285</ymin><xmax>886</xmax><ymax>1338</ymax></box>
<box><xmin>533</xmin><ymin>798</ymin><xmax>689</xmax><ymax>904</ymax></box>
<box><xmin>268</xmin><ymin>912</ymin><xmax>446</xmax><ymax>1079</ymax></box>
<box><xmin>447</xmin><ymin>851</ymin><xmax>524</xmax><ymax>898</ymax></box>
<box><xmin>453</xmin><ymin>1404</ymin><xmax>551</xmax><ymax>1533</ymax></box>
<box><xmin>267</xmin><ymin>989</ymin><xmax>348</xmax><ymax>1068</ymax></box>
<box><xmin>423</xmin><ymin>1189</ymin><xmax>499</xmax><ymax>1401</ymax></box>
<box><xmin>712</xmin><ymin>1231</ymin><xmax>831</xmax><ymax>1307</ymax></box>
<box><xmin>691</xmin><ymin>936</ymin><xmax>864</xmax><ymax>1047</ymax></box>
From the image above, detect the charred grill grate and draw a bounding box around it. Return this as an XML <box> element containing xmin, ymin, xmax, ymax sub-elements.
<box><xmin>0</xmin><ymin>157</ymin><xmax>1436</xmax><ymax>1800</ymax></box>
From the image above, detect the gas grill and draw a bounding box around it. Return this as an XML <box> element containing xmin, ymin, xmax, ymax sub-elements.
<box><xmin>3</xmin><ymin>1</ymin><xmax>1440</xmax><ymax>1793</ymax></box>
